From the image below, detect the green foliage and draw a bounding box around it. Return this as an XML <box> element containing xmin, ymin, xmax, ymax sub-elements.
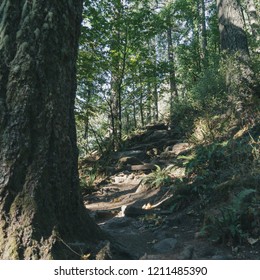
<box><xmin>179</xmin><ymin>130</ymin><xmax>259</xmax><ymax>187</ymax></box>
<box><xmin>80</xmin><ymin>171</ymin><xmax>97</xmax><ymax>190</ymax></box>
<box><xmin>142</xmin><ymin>165</ymin><xmax>173</xmax><ymax>188</ymax></box>
<box><xmin>202</xmin><ymin>189</ymin><xmax>258</xmax><ymax>244</ymax></box>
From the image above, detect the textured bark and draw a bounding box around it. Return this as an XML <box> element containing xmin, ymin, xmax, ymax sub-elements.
<box><xmin>109</xmin><ymin>0</ymin><xmax>125</xmax><ymax>151</ymax></box>
<box><xmin>245</xmin><ymin>0</ymin><xmax>260</xmax><ymax>53</ymax></box>
<box><xmin>167</xmin><ymin>27</ymin><xmax>178</xmax><ymax>119</ymax></box>
<box><xmin>217</xmin><ymin>0</ymin><xmax>249</xmax><ymax>56</ymax></box>
<box><xmin>246</xmin><ymin>0</ymin><xmax>259</xmax><ymax>32</ymax></box>
<box><xmin>0</xmin><ymin>0</ymin><xmax>103</xmax><ymax>259</ymax></box>
<box><xmin>201</xmin><ymin>0</ymin><xmax>208</xmax><ymax>67</ymax></box>
<box><xmin>217</xmin><ymin>0</ymin><xmax>258</xmax><ymax>98</ymax></box>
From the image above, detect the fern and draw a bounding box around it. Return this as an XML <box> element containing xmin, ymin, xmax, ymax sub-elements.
<box><xmin>231</xmin><ymin>188</ymin><xmax>256</xmax><ymax>209</ymax></box>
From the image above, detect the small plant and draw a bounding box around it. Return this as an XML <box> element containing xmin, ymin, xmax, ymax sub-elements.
<box><xmin>249</xmin><ymin>133</ymin><xmax>260</xmax><ymax>167</ymax></box>
<box><xmin>202</xmin><ymin>188</ymin><xmax>257</xmax><ymax>245</ymax></box>
<box><xmin>204</xmin><ymin>207</ymin><xmax>245</xmax><ymax>244</ymax></box>
<box><xmin>79</xmin><ymin>169</ymin><xmax>99</xmax><ymax>191</ymax></box>
<box><xmin>142</xmin><ymin>165</ymin><xmax>173</xmax><ymax>188</ymax></box>
<box><xmin>86</xmin><ymin>172</ymin><xmax>97</xmax><ymax>188</ymax></box>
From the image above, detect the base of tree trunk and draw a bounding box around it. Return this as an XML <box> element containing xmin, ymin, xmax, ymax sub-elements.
<box><xmin>0</xmin><ymin>204</ymin><xmax>107</xmax><ymax>259</ymax></box>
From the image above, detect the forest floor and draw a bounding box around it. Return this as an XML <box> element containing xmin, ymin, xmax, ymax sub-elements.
<box><xmin>80</xmin><ymin>125</ymin><xmax>260</xmax><ymax>260</ymax></box>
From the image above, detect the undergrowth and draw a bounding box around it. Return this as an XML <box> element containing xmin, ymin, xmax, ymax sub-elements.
<box><xmin>170</xmin><ymin>62</ymin><xmax>260</xmax><ymax>246</ymax></box>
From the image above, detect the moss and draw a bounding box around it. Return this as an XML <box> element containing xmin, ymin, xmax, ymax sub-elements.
<box><xmin>34</xmin><ymin>28</ymin><xmax>40</xmax><ymax>40</ymax></box>
<box><xmin>16</xmin><ymin>29</ymin><xmax>23</xmax><ymax>40</ymax></box>
<box><xmin>9</xmin><ymin>193</ymin><xmax>36</xmax><ymax>222</ymax></box>
<box><xmin>0</xmin><ymin>34</ymin><xmax>9</xmax><ymax>50</ymax></box>
<box><xmin>17</xmin><ymin>42</ymin><xmax>29</xmax><ymax>54</ymax></box>
<box><xmin>21</xmin><ymin>1</ymin><xmax>29</xmax><ymax>19</ymax></box>
<box><xmin>4</xmin><ymin>237</ymin><xmax>20</xmax><ymax>260</ymax></box>
<box><xmin>42</xmin><ymin>22</ymin><xmax>49</xmax><ymax>31</ymax></box>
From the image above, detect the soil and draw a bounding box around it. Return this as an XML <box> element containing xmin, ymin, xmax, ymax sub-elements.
<box><xmin>82</xmin><ymin>126</ymin><xmax>260</xmax><ymax>260</ymax></box>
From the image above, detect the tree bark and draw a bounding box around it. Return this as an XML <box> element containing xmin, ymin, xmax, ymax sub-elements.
<box><xmin>217</xmin><ymin>0</ymin><xmax>250</xmax><ymax>56</ymax></box>
<box><xmin>167</xmin><ymin>26</ymin><xmax>178</xmax><ymax>119</ymax></box>
<box><xmin>0</xmin><ymin>0</ymin><xmax>103</xmax><ymax>259</ymax></box>
<box><xmin>245</xmin><ymin>0</ymin><xmax>260</xmax><ymax>53</ymax></box>
<box><xmin>201</xmin><ymin>0</ymin><xmax>208</xmax><ymax>67</ymax></box>
<box><xmin>109</xmin><ymin>0</ymin><xmax>127</xmax><ymax>151</ymax></box>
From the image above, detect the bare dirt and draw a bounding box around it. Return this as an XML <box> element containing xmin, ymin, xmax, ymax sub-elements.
<box><xmin>82</xmin><ymin>127</ymin><xmax>260</xmax><ymax>260</ymax></box>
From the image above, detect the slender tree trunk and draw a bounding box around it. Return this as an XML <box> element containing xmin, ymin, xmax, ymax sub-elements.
<box><xmin>0</xmin><ymin>0</ymin><xmax>103</xmax><ymax>259</ymax></box>
<box><xmin>109</xmin><ymin>0</ymin><xmax>127</xmax><ymax>150</ymax></box>
<box><xmin>110</xmin><ymin>76</ymin><xmax>120</xmax><ymax>150</ymax></box>
<box><xmin>167</xmin><ymin>27</ymin><xmax>178</xmax><ymax>119</ymax></box>
<box><xmin>150</xmin><ymin>39</ymin><xmax>159</xmax><ymax>122</ymax></box>
<box><xmin>133</xmin><ymin>102</ymin><xmax>137</xmax><ymax>129</ymax></box>
<box><xmin>201</xmin><ymin>0</ymin><xmax>208</xmax><ymax>67</ymax></box>
<box><xmin>140</xmin><ymin>90</ymin><xmax>144</xmax><ymax>127</ymax></box>
<box><xmin>146</xmin><ymin>82</ymin><xmax>152</xmax><ymax>124</ymax></box>
<box><xmin>194</xmin><ymin>0</ymin><xmax>202</xmax><ymax>73</ymax></box>
<box><xmin>153</xmin><ymin>83</ymin><xmax>159</xmax><ymax>122</ymax></box>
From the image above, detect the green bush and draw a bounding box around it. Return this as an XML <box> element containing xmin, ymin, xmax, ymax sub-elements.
<box><xmin>202</xmin><ymin>189</ymin><xmax>258</xmax><ymax>244</ymax></box>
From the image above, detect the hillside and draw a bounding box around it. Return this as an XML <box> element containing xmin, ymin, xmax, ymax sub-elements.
<box><xmin>79</xmin><ymin>118</ymin><xmax>260</xmax><ymax>259</ymax></box>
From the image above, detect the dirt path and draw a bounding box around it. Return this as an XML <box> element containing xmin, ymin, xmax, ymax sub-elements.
<box><xmin>82</xmin><ymin>128</ymin><xmax>260</xmax><ymax>260</ymax></box>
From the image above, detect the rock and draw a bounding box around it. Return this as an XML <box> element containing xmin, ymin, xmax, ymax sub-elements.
<box><xmin>135</xmin><ymin>183</ymin><xmax>150</xmax><ymax>193</ymax></box>
<box><xmin>114</xmin><ymin>176</ymin><xmax>126</xmax><ymax>184</ymax></box>
<box><xmin>144</xmin><ymin>130</ymin><xmax>170</xmax><ymax>142</ymax></box>
<box><xmin>178</xmin><ymin>245</ymin><xmax>194</xmax><ymax>260</ymax></box>
<box><xmin>140</xmin><ymin>254</ymin><xmax>170</xmax><ymax>260</ymax></box>
<box><xmin>95</xmin><ymin>240</ymin><xmax>112</xmax><ymax>260</ymax></box>
<box><xmin>170</xmin><ymin>167</ymin><xmax>186</xmax><ymax>178</ymax></box>
<box><xmin>92</xmin><ymin>210</ymin><xmax>118</xmax><ymax>221</ymax></box>
<box><xmin>172</xmin><ymin>143</ymin><xmax>191</xmax><ymax>155</ymax></box>
<box><xmin>118</xmin><ymin>156</ymin><xmax>143</xmax><ymax>167</ymax></box>
<box><xmin>153</xmin><ymin>238</ymin><xmax>177</xmax><ymax>253</ymax></box>
<box><xmin>146</xmin><ymin>123</ymin><xmax>168</xmax><ymax>131</ymax></box>
<box><xmin>113</xmin><ymin>150</ymin><xmax>148</xmax><ymax>161</ymax></box>
<box><xmin>211</xmin><ymin>254</ymin><xmax>233</xmax><ymax>260</ymax></box>
<box><xmin>121</xmin><ymin>205</ymin><xmax>149</xmax><ymax>217</ymax></box>
<box><xmin>128</xmin><ymin>164</ymin><xmax>156</xmax><ymax>171</ymax></box>
<box><xmin>104</xmin><ymin>217</ymin><xmax>133</xmax><ymax>229</ymax></box>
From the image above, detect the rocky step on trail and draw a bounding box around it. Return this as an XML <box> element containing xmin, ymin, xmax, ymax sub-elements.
<box><xmin>82</xmin><ymin>125</ymin><xmax>259</xmax><ymax>260</ymax></box>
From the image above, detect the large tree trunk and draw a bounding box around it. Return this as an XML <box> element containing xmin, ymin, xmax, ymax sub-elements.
<box><xmin>217</xmin><ymin>0</ymin><xmax>257</xmax><ymax>98</ymax></box>
<box><xmin>217</xmin><ymin>0</ymin><xmax>250</xmax><ymax>56</ymax></box>
<box><xmin>0</xmin><ymin>0</ymin><xmax>103</xmax><ymax>259</ymax></box>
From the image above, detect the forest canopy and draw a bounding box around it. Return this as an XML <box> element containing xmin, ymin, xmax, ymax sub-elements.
<box><xmin>76</xmin><ymin>0</ymin><xmax>259</xmax><ymax>155</ymax></box>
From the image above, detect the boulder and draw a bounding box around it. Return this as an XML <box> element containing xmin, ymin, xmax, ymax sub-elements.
<box><xmin>144</xmin><ymin>130</ymin><xmax>170</xmax><ymax>142</ymax></box>
<box><xmin>172</xmin><ymin>143</ymin><xmax>191</xmax><ymax>155</ymax></box>
<box><xmin>118</xmin><ymin>156</ymin><xmax>143</xmax><ymax>166</ymax></box>
<box><xmin>113</xmin><ymin>150</ymin><xmax>148</xmax><ymax>161</ymax></box>
<box><xmin>153</xmin><ymin>238</ymin><xmax>178</xmax><ymax>253</ymax></box>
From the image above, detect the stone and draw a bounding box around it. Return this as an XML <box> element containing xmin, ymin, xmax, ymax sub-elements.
<box><xmin>211</xmin><ymin>254</ymin><xmax>233</xmax><ymax>260</ymax></box>
<box><xmin>144</xmin><ymin>130</ymin><xmax>170</xmax><ymax>142</ymax></box>
<box><xmin>153</xmin><ymin>238</ymin><xmax>177</xmax><ymax>253</ymax></box>
<box><xmin>178</xmin><ymin>245</ymin><xmax>194</xmax><ymax>260</ymax></box>
<box><xmin>113</xmin><ymin>150</ymin><xmax>148</xmax><ymax>161</ymax></box>
<box><xmin>104</xmin><ymin>217</ymin><xmax>132</xmax><ymax>229</ymax></box>
<box><xmin>95</xmin><ymin>240</ymin><xmax>112</xmax><ymax>260</ymax></box>
<box><xmin>146</xmin><ymin>123</ymin><xmax>168</xmax><ymax>131</ymax></box>
<box><xmin>121</xmin><ymin>205</ymin><xmax>148</xmax><ymax>217</ymax></box>
<box><xmin>118</xmin><ymin>156</ymin><xmax>143</xmax><ymax>167</ymax></box>
<box><xmin>172</xmin><ymin>143</ymin><xmax>191</xmax><ymax>155</ymax></box>
<box><xmin>129</xmin><ymin>164</ymin><xmax>156</xmax><ymax>171</ymax></box>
